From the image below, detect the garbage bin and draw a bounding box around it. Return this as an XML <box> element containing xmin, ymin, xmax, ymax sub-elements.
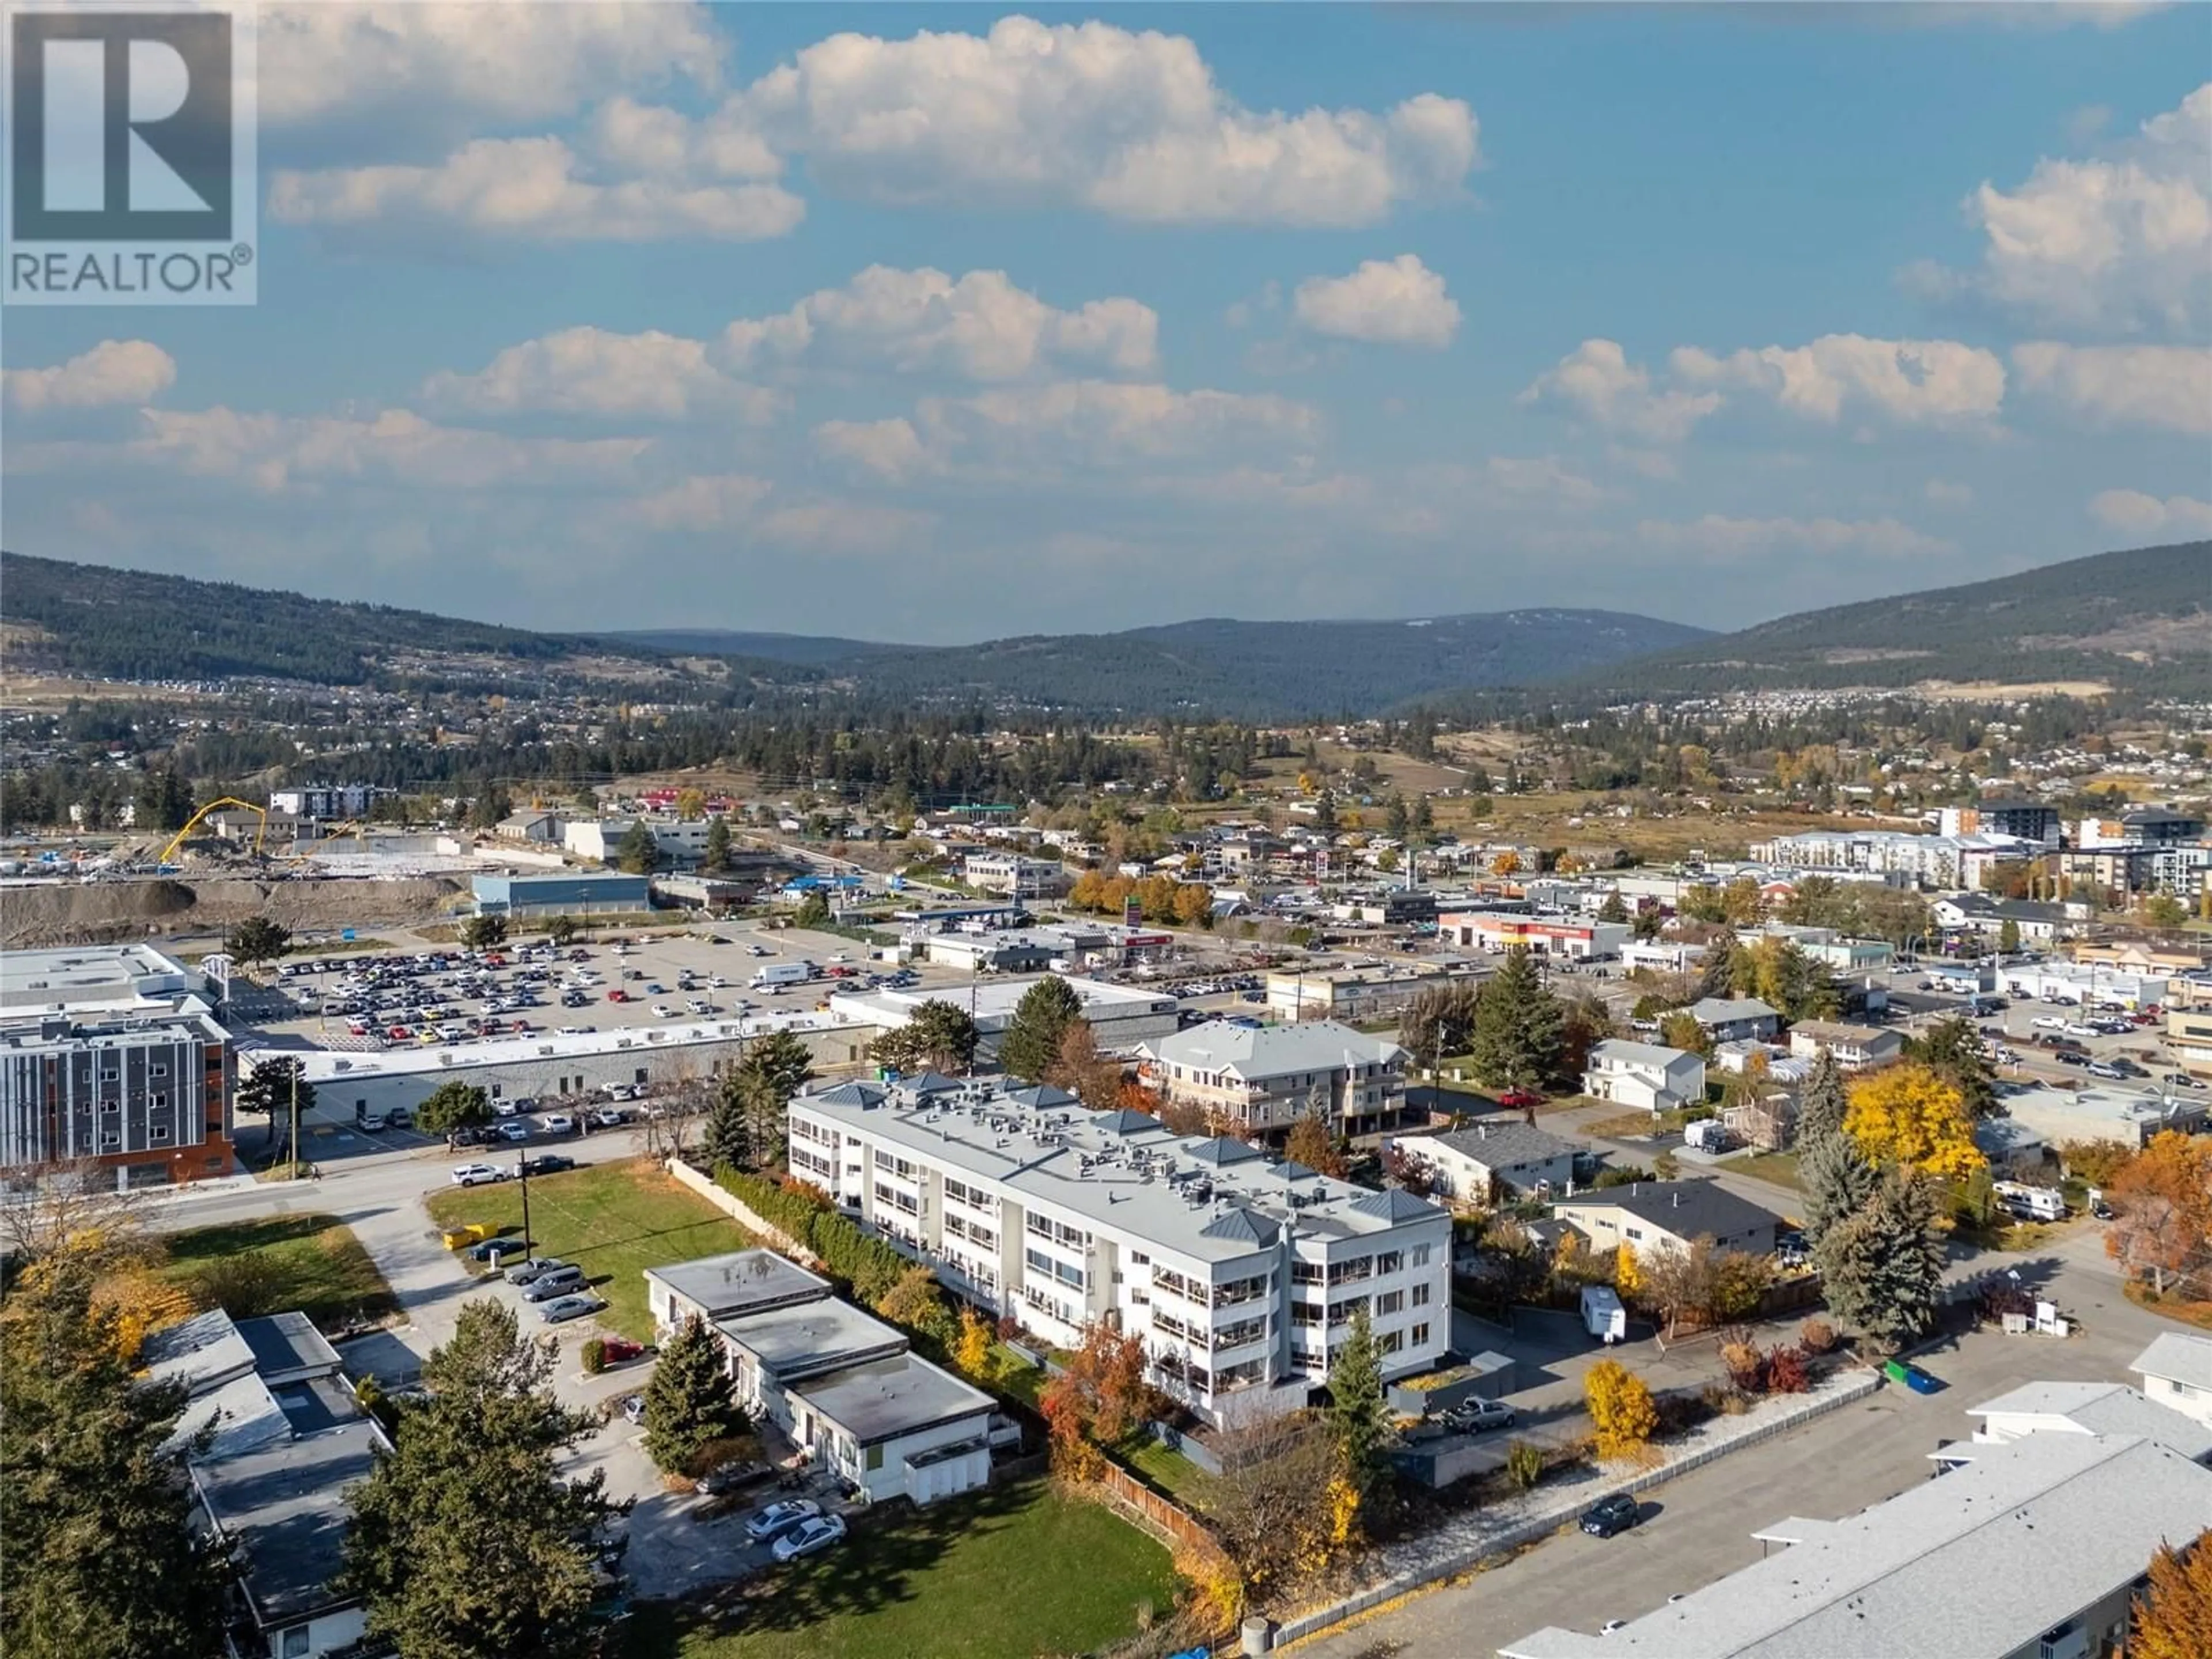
<box><xmin>1883</xmin><ymin>1359</ymin><xmax>1910</xmax><ymax>1385</ymax></box>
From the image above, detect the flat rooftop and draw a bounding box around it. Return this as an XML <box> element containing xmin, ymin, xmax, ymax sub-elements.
<box><xmin>793</xmin><ymin>1078</ymin><xmax>1448</xmax><ymax>1267</ymax></box>
<box><xmin>794</xmin><ymin>1351</ymin><xmax>993</xmax><ymax>1448</ymax></box>
<box><xmin>829</xmin><ymin>974</ymin><xmax>1173</xmax><ymax>1033</ymax></box>
<box><xmin>192</xmin><ymin>1419</ymin><xmax>384</xmax><ymax>1627</ymax></box>
<box><xmin>0</xmin><ymin>942</ymin><xmax>201</xmax><ymax>1012</ymax></box>
<box><xmin>647</xmin><ymin>1248</ymin><xmax>828</xmax><ymax>1320</ymax></box>
<box><xmin>718</xmin><ymin>1298</ymin><xmax>908</xmax><ymax>1384</ymax></box>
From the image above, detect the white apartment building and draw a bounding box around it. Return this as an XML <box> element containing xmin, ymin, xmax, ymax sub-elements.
<box><xmin>787</xmin><ymin>1077</ymin><xmax>1452</xmax><ymax>1425</ymax></box>
<box><xmin>961</xmin><ymin>851</ymin><xmax>1072</xmax><ymax>897</ymax></box>
<box><xmin>268</xmin><ymin>784</ymin><xmax>374</xmax><ymax>820</ymax></box>
<box><xmin>562</xmin><ymin>817</ymin><xmax>714</xmax><ymax>866</ymax></box>
<box><xmin>1748</xmin><ymin>828</ymin><xmax>2037</xmax><ymax>890</ymax></box>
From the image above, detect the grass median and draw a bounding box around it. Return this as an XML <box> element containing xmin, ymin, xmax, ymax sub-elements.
<box><xmin>425</xmin><ymin>1157</ymin><xmax>752</xmax><ymax>1341</ymax></box>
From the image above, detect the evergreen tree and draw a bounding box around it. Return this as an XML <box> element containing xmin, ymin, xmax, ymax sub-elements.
<box><xmin>1597</xmin><ymin>890</ymin><xmax>1629</xmax><ymax>924</ymax></box>
<box><xmin>458</xmin><ymin>912</ymin><xmax>507</xmax><ymax>952</ymax></box>
<box><xmin>700</xmin><ymin>1079</ymin><xmax>751</xmax><ymax>1173</ymax></box>
<box><xmin>868</xmin><ymin>999</ymin><xmax>981</xmax><ymax>1075</ymax></box>
<box><xmin>418</xmin><ymin>1081</ymin><xmax>492</xmax><ymax>1149</ymax></box>
<box><xmin>236</xmin><ymin>1054</ymin><xmax>316</xmax><ymax>1119</ymax></box>
<box><xmin>1000</xmin><ymin>975</ymin><xmax>1085</xmax><ymax>1082</ymax></box>
<box><xmin>1797</xmin><ymin>1050</ymin><xmax>1850</xmax><ymax>1147</ymax></box>
<box><xmin>1312</xmin><ymin>792</ymin><xmax>1339</xmax><ymax>835</ymax></box>
<box><xmin>710</xmin><ymin>1029</ymin><xmax>816</xmax><ymax>1169</ymax></box>
<box><xmin>1385</xmin><ymin>794</ymin><xmax>1410</xmax><ymax>842</ymax></box>
<box><xmin>1469</xmin><ymin>948</ymin><xmax>1565</xmax><ymax>1091</ymax></box>
<box><xmin>617</xmin><ymin>820</ymin><xmax>661</xmax><ymax>875</ymax></box>
<box><xmin>0</xmin><ymin>1262</ymin><xmax>228</xmax><ymax>1659</ymax></box>
<box><xmin>1798</xmin><ymin>1129</ymin><xmax>1879</xmax><ymax>1248</ymax></box>
<box><xmin>794</xmin><ymin>889</ymin><xmax>832</xmax><ymax>929</ymax></box>
<box><xmin>642</xmin><ymin>1316</ymin><xmax>749</xmax><ymax>1476</ymax></box>
<box><xmin>343</xmin><ymin>1301</ymin><xmax>613</xmax><ymax>1659</ymax></box>
<box><xmin>1327</xmin><ymin>1305</ymin><xmax>1388</xmax><ymax>1499</ymax></box>
<box><xmin>701</xmin><ymin>815</ymin><xmax>733</xmax><ymax>874</ymax></box>
<box><xmin>1814</xmin><ymin>1166</ymin><xmax>1945</xmax><ymax>1350</ymax></box>
<box><xmin>223</xmin><ymin>915</ymin><xmax>292</xmax><ymax>969</ymax></box>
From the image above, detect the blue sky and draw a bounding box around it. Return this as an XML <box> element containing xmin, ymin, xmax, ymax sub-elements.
<box><xmin>5</xmin><ymin>2</ymin><xmax>2207</xmax><ymax>643</ymax></box>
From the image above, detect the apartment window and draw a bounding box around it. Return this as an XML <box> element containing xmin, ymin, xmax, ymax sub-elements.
<box><xmin>101</xmin><ymin>1099</ymin><xmax>119</xmax><ymax>1113</ymax></box>
<box><xmin>1410</xmin><ymin>1244</ymin><xmax>1432</xmax><ymax>1268</ymax></box>
<box><xmin>1411</xmin><ymin>1322</ymin><xmax>1430</xmax><ymax>1347</ymax></box>
<box><xmin>151</xmin><ymin>1126</ymin><xmax>171</xmax><ymax>1142</ymax></box>
<box><xmin>99</xmin><ymin>1068</ymin><xmax>119</xmax><ymax>1083</ymax></box>
<box><xmin>1624</xmin><ymin>1226</ymin><xmax>1645</xmax><ymax>1242</ymax></box>
<box><xmin>1378</xmin><ymin>1330</ymin><xmax>1404</xmax><ymax>1356</ymax></box>
<box><xmin>99</xmin><ymin>1134</ymin><xmax>120</xmax><ymax>1150</ymax></box>
<box><xmin>1376</xmin><ymin>1290</ymin><xmax>1405</xmax><ymax>1316</ymax></box>
<box><xmin>1375</xmin><ymin>1250</ymin><xmax>1403</xmax><ymax>1275</ymax></box>
<box><xmin>282</xmin><ymin>1628</ymin><xmax>310</xmax><ymax>1659</ymax></box>
<box><xmin>149</xmin><ymin>1093</ymin><xmax>168</xmax><ymax>1111</ymax></box>
<box><xmin>1026</xmin><ymin>1212</ymin><xmax>1054</xmax><ymax>1241</ymax></box>
<box><xmin>1412</xmin><ymin>1282</ymin><xmax>1431</xmax><ymax>1308</ymax></box>
<box><xmin>1129</xmin><ymin>1250</ymin><xmax>1149</xmax><ymax>1266</ymax></box>
<box><xmin>150</xmin><ymin>1064</ymin><xmax>169</xmax><ymax>1079</ymax></box>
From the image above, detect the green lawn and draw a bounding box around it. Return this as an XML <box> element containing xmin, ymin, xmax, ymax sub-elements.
<box><xmin>425</xmin><ymin>1158</ymin><xmax>752</xmax><ymax>1340</ymax></box>
<box><xmin>619</xmin><ymin>1480</ymin><xmax>1179</xmax><ymax>1659</ymax></box>
<box><xmin>1114</xmin><ymin>1433</ymin><xmax>1218</xmax><ymax>1512</ymax></box>
<box><xmin>161</xmin><ymin>1213</ymin><xmax>398</xmax><ymax>1330</ymax></box>
<box><xmin>1726</xmin><ymin>1150</ymin><xmax>1804</xmax><ymax>1193</ymax></box>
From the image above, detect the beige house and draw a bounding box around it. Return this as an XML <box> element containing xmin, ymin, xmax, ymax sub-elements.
<box><xmin>1136</xmin><ymin>1018</ymin><xmax>1408</xmax><ymax>1137</ymax></box>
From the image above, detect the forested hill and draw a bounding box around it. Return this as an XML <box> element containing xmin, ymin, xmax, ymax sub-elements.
<box><xmin>0</xmin><ymin>551</ymin><xmax>684</xmax><ymax>687</ymax></box>
<box><xmin>1558</xmin><ymin>541</ymin><xmax>2212</xmax><ymax>700</ymax></box>
<box><xmin>2</xmin><ymin>551</ymin><xmax>1706</xmax><ymax>715</ymax></box>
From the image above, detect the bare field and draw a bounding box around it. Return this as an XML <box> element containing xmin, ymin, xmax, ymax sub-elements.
<box><xmin>1912</xmin><ymin>678</ymin><xmax>2113</xmax><ymax>701</ymax></box>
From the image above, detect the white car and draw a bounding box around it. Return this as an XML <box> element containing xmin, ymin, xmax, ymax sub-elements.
<box><xmin>651</xmin><ymin>1004</ymin><xmax>675</xmax><ymax>1018</ymax></box>
<box><xmin>450</xmin><ymin>1163</ymin><xmax>507</xmax><ymax>1186</ymax></box>
<box><xmin>537</xmin><ymin>1113</ymin><xmax>576</xmax><ymax>1135</ymax></box>
<box><xmin>771</xmin><ymin>1513</ymin><xmax>848</xmax><ymax>1562</ymax></box>
<box><xmin>686</xmin><ymin>999</ymin><xmax>711</xmax><ymax>1015</ymax></box>
<box><xmin>555</xmin><ymin>1025</ymin><xmax>590</xmax><ymax>1036</ymax></box>
<box><xmin>2030</xmin><ymin>1016</ymin><xmax>2065</xmax><ymax>1031</ymax></box>
<box><xmin>495</xmin><ymin>1121</ymin><xmax>532</xmax><ymax>1143</ymax></box>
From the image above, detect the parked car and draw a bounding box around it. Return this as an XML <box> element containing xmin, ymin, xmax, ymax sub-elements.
<box><xmin>1581</xmin><ymin>1494</ymin><xmax>1641</xmax><ymax>1537</ymax></box>
<box><xmin>744</xmin><ymin>1498</ymin><xmax>822</xmax><ymax>1541</ymax></box>
<box><xmin>495</xmin><ymin>1121</ymin><xmax>532</xmax><ymax>1143</ymax></box>
<box><xmin>772</xmin><ymin>1514</ymin><xmax>848</xmax><ymax>1562</ymax></box>
<box><xmin>539</xmin><ymin>1293</ymin><xmax>607</xmax><ymax>1324</ymax></box>
<box><xmin>505</xmin><ymin>1256</ymin><xmax>574</xmax><ymax>1286</ymax></box>
<box><xmin>1495</xmin><ymin>1089</ymin><xmax>1546</xmax><ymax>1109</ymax></box>
<box><xmin>468</xmin><ymin>1236</ymin><xmax>527</xmax><ymax>1264</ymax></box>
<box><xmin>1445</xmin><ymin>1398</ymin><xmax>1517</xmax><ymax>1434</ymax></box>
<box><xmin>522</xmin><ymin>1153</ymin><xmax>577</xmax><ymax>1176</ymax></box>
<box><xmin>537</xmin><ymin>1113</ymin><xmax>577</xmax><ymax>1136</ymax></box>
<box><xmin>600</xmin><ymin>1337</ymin><xmax>647</xmax><ymax>1365</ymax></box>
<box><xmin>522</xmin><ymin>1268</ymin><xmax>589</xmax><ymax>1302</ymax></box>
<box><xmin>622</xmin><ymin>1393</ymin><xmax>646</xmax><ymax>1425</ymax></box>
<box><xmin>450</xmin><ymin>1163</ymin><xmax>507</xmax><ymax>1187</ymax></box>
<box><xmin>700</xmin><ymin>1460</ymin><xmax>773</xmax><ymax>1496</ymax></box>
<box><xmin>588</xmin><ymin>1107</ymin><xmax>629</xmax><ymax>1128</ymax></box>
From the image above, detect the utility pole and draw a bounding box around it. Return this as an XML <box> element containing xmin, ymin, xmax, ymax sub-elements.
<box><xmin>288</xmin><ymin>1065</ymin><xmax>300</xmax><ymax>1182</ymax></box>
<box><xmin>517</xmin><ymin>1153</ymin><xmax>534</xmax><ymax>1259</ymax></box>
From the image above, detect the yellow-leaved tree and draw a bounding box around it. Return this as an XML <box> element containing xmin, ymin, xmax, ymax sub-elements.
<box><xmin>1844</xmin><ymin>1062</ymin><xmax>1984</xmax><ymax>1181</ymax></box>
<box><xmin>1614</xmin><ymin>1240</ymin><xmax>1642</xmax><ymax>1299</ymax></box>
<box><xmin>953</xmin><ymin>1306</ymin><xmax>994</xmax><ymax>1380</ymax></box>
<box><xmin>1585</xmin><ymin>1358</ymin><xmax>1658</xmax><ymax>1459</ymax></box>
<box><xmin>2135</xmin><ymin>1539</ymin><xmax>2212</xmax><ymax>1659</ymax></box>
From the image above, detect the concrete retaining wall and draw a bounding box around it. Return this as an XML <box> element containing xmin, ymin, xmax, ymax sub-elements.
<box><xmin>1265</xmin><ymin>1369</ymin><xmax>1882</xmax><ymax>1650</ymax></box>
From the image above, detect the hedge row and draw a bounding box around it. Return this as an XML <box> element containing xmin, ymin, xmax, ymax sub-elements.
<box><xmin>715</xmin><ymin>1168</ymin><xmax>914</xmax><ymax>1312</ymax></box>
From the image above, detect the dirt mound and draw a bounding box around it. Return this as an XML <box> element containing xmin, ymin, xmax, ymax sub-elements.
<box><xmin>1</xmin><ymin>874</ymin><xmax>468</xmax><ymax>949</ymax></box>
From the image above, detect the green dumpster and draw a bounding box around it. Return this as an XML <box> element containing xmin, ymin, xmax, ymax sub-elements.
<box><xmin>1883</xmin><ymin>1359</ymin><xmax>1910</xmax><ymax>1385</ymax></box>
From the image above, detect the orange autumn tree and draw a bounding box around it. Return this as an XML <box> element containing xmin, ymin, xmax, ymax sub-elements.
<box><xmin>1844</xmin><ymin>1062</ymin><xmax>1984</xmax><ymax>1182</ymax></box>
<box><xmin>2106</xmin><ymin>1131</ymin><xmax>2212</xmax><ymax>1296</ymax></box>
<box><xmin>1040</xmin><ymin>1321</ymin><xmax>1156</xmax><ymax>1480</ymax></box>
<box><xmin>2135</xmin><ymin>1538</ymin><xmax>2212</xmax><ymax>1659</ymax></box>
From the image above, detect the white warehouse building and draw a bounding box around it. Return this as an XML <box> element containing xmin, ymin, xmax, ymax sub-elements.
<box><xmin>787</xmin><ymin>1075</ymin><xmax>1453</xmax><ymax>1426</ymax></box>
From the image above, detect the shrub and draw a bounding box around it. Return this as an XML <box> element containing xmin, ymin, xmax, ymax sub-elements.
<box><xmin>1719</xmin><ymin>1335</ymin><xmax>1764</xmax><ymax>1392</ymax></box>
<box><xmin>581</xmin><ymin>1336</ymin><xmax>608</xmax><ymax>1376</ymax></box>
<box><xmin>1798</xmin><ymin>1317</ymin><xmax>1836</xmax><ymax>1356</ymax></box>
<box><xmin>1765</xmin><ymin>1346</ymin><xmax>1811</xmax><ymax>1394</ymax></box>
<box><xmin>996</xmin><ymin>1313</ymin><xmax>1024</xmax><ymax>1342</ymax></box>
<box><xmin>1505</xmin><ymin>1440</ymin><xmax>1545</xmax><ymax>1492</ymax></box>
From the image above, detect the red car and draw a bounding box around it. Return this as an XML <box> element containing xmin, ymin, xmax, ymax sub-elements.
<box><xmin>606</xmin><ymin>989</ymin><xmax>631</xmax><ymax>1003</ymax></box>
<box><xmin>600</xmin><ymin>1336</ymin><xmax>647</xmax><ymax>1365</ymax></box>
<box><xmin>1495</xmin><ymin>1089</ymin><xmax>1546</xmax><ymax>1109</ymax></box>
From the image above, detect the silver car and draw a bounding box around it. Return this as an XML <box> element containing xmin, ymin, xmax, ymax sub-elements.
<box><xmin>537</xmin><ymin>1293</ymin><xmax>606</xmax><ymax>1324</ymax></box>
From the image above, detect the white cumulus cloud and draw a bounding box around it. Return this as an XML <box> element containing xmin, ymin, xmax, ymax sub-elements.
<box><xmin>759</xmin><ymin>501</ymin><xmax>935</xmax><ymax>553</ymax></box>
<box><xmin>3</xmin><ymin>340</ymin><xmax>176</xmax><ymax>411</ymax></box>
<box><xmin>1519</xmin><ymin>340</ymin><xmax>1721</xmax><ymax>444</ymax></box>
<box><xmin>722</xmin><ymin>266</ymin><xmax>1157</xmax><ymax>380</ymax></box>
<box><xmin>421</xmin><ymin>327</ymin><xmax>783</xmax><ymax>423</ymax></box>
<box><xmin>269</xmin><ymin>135</ymin><xmax>806</xmax><ymax>244</ymax></box>
<box><xmin>723</xmin><ymin>15</ymin><xmax>1476</xmax><ymax>227</ymax></box>
<box><xmin>635</xmin><ymin>473</ymin><xmax>775</xmax><ymax>532</ymax></box>
<box><xmin>2089</xmin><ymin>489</ymin><xmax>2212</xmax><ymax>536</ymax></box>
<box><xmin>1669</xmin><ymin>334</ymin><xmax>2006</xmax><ymax>425</ymax></box>
<box><xmin>2012</xmin><ymin>342</ymin><xmax>2212</xmax><ymax>434</ymax></box>
<box><xmin>1293</xmin><ymin>255</ymin><xmax>1460</xmax><ymax>349</ymax></box>
<box><xmin>1912</xmin><ymin>82</ymin><xmax>2211</xmax><ymax>334</ymax></box>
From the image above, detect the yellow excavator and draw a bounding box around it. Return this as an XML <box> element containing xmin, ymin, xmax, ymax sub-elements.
<box><xmin>157</xmin><ymin>797</ymin><xmax>266</xmax><ymax>867</ymax></box>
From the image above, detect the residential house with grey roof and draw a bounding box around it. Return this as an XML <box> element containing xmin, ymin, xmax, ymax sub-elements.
<box><xmin>1551</xmin><ymin>1179</ymin><xmax>1782</xmax><ymax>1259</ymax></box>
<box><xmin>2133</xmin><ymin>1332</ymin><xmax>2212</xmax><ymax>1429</ymax></box>
<box><xmin>787</xmin><ymin>1074</ymin><xmax>1451</xmax><ymax>1425</ymax></box>
<box><xmin>1405</xmin><ymin>1120</ymin><xmax>1577</xmax><ymax>1203</ymax></box>
<box><xmin>1583</xmin><ymin>1038</ymin><xmax>1707</xmax><ymax>1113</ymax></box>
<box><xmin>1501</xmin><ymin>1429</ymin><xmax>2212</xmax><ymax>1659</ymax></box>
<box><xmin>1135</xmin><ymin>1017</ymin><xmax>1409</xmax><ymax>1138</ymax></box>
<box><xmin>1687</xmin><ymin>997</ymin><xmax>1781</xmax><ymax>1043</ymax></box>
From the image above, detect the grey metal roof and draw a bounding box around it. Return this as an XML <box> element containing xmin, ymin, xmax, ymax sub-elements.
<box><xmin>1421</xmin><ymin>1121</ymin><xmax>1578</xmax><ymax>1171</ymax></box>
<box><xmin>1351</xmin><ymin>1188</ymin><xmax>1437</xmax><ymax>1224</ymax></box>
<box><xmin>1967</xmin><ymin>1380</ymin><xmax>2212</xmax><ymax>1461</ymax></box>
<box><xmin>1556</xmin><ymin>1179</ymin><xmax>1782</xmax><ymax>1240</ymax></box>
<box><xmin>1141</xmin><ymin>1017</ymin><xmax>1405</xmax><ymax>1083</ymax></box>
<box><xmin>1199</xmin><ymin>1207</ymin><xmax>1281</xmax><ymax>1246</ymax></box>
<box><xmin>1188</xmin><ymin>1135</ymin><xmax>1267</xmax><ymax>1167</ymax></box>
<box><xmin>191</xmin><ymin>1420</ymin><xmax>384</xmax><ymax>1628</ymax></box>
<box><xmin>141</xmin><ymin>1309</ymin><xmax>255</xmax><ymax>1399</ymax></box>
<box><xmin>236</xmin><ymin>1312</ymin><xmax>342</xmax><ymax>1382</ymax></box>
<box><xmin>1003</xmin><ymin>1084</ymin><xmax>1081</xmax><ymax>1111</ymax></box>
<box><xmin>646</xmin><ymin>1248</ymin><xmax>829</xmax><ymax>1320</ymax></box>
<box><xmin>1092</xmin><ymin>1107</ymin><xmax>1165</xmax><ymax>1135</ymax></box>
<box><xmin>1501</xmin><ymin>1431</ymin><xmax>2212</xmax><ymax>1659</ymax></box>
<box><xmin>814</xmin><ymin>1080</ymin><xmax>889</xmax><ymax>1109</ymax></box>
<box><xmin>2135</xmin><ymin>1331</ymin><xmax>2212</xmax><ymax>1393</ymax></box>
<box><xmin>793</xmin><ymin>1352</ymin><xmax>994</xmax><ymax>1448</ymax></box>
